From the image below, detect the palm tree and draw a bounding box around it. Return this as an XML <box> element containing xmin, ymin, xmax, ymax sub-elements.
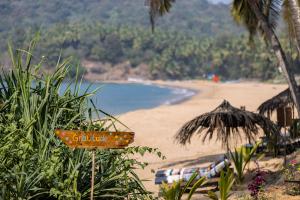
<box><xmin>145</xmin><ymin>0</ymin><xmax>175</xmax><ymax>31</ymax></box>
<box><xmin>231</xmin><ymin>0</ymin><xmax>300</xmax><ymax>115</ymax></box>
<box><xmin>146</xmin><ymin>0</ymin><xmax>300</xmax><ymax>115</ymax></box>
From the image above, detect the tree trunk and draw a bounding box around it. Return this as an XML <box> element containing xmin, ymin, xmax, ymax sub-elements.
<box><xmin>288</xmin><ymin>0</ymin><xmax>300</xmax><ymax>53</ymax></box>
<box><xmin>248</xmin><ymin>1</ymin><xmax>300</xmax><ymax>116</ymax></box>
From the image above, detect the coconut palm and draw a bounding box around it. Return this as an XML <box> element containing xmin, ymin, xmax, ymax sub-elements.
<box><xmin>232</xmin><ymin>0</ymin><xmax>300</xmax><ymax>114</ymax></box>
<box><xmin>231</xmin><ymin>0</ymin><xmax>300</xmax><ymax>115</ymax></box>
<box><xmin>232</xmin><ymin>0</ymin><xmax>300</xmax><ymax>120</ymax></box>
<box><xmin>146</xmin><ymin>0</ymin><xmax>300</xmax><ymax>117</ymax></box>
<box><xmin>145</xmin><ymin>0</ymin><xmax>175</xmax><ymax>31</ymax></box>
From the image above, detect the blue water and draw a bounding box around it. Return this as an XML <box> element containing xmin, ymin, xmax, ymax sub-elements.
<box><xmin>60</xmin><ymin>82</ymin><xmax>196</xmax><ymax>115</ymax></box>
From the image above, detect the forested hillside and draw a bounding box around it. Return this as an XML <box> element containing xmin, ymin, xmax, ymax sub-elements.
<box><xmin>0</xmin><ymin>0</ymin><xmax>239</xmax><ymax>37</ymax></box>
<box><xmin>0</xmin><ymin>0</ymin><xmax>296</xmax><ymax>81</ymax></box>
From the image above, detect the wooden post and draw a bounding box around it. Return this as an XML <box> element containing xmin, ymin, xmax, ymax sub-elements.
<box><xmin>284</xmin><ymin>107</ymin><xmax>287</xmax><ymax>166</ymax></box>
<box><xmin>91</xmin><ymin>150</ymin><xmax>95</xmax><ymax>200</ymax></box>
<box><xmin>293</xmin><ymin>104</ymin><xmax>295</xmax><ymax>119</ymax></box>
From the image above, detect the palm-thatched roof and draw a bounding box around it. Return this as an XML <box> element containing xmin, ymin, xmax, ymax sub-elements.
<box><xmin>258</xmin><ymin>88</ymin><xmax>294</xmax><ymax>116</ymax></box>
<box><xmin>175</xmin><ymin>100</ymin><xmax>279</xmax><ymax>148</ymax></box>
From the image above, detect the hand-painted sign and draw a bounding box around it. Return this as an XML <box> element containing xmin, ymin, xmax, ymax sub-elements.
<box><xmin>55</xmin><ymin>130</ymin><xmax>134</xmax><ymax>149</ymax></box>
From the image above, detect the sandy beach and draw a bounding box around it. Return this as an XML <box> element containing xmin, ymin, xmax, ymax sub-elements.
<box><xmin>118</xmin><ymin>80</ymin><xmax>288</xmax><ymax>193</ymax></box>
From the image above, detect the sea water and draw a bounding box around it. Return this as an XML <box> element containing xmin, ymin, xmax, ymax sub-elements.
<box><xmin>60</xmin><ymin>82</ymin><xmax>196</xmax><ymax>115</ymax></box>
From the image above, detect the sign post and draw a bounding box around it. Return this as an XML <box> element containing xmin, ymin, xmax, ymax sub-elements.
<box><xmin>55</xmin><ymin>130</ymin><xmax>135</xmax><ymax>200</ymax></box>
<box><xmin>91</xmin><ymin>150</ymin><xmax>95</xmax><ymax>200</ymax></box>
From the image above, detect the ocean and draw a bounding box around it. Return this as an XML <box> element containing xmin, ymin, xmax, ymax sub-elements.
<box><xmin>60</xmin><ymin>82</ymin><xmax>196</xmax><ymax>115</ymax></box>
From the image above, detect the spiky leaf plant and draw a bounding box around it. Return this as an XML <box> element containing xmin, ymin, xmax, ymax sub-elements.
<box><xmin>159</xmin><ymin>172</ymin><xmax>206</xmax><ymax>200</ymax></box>
<box><xmin>229</xmin><ymin>143</ymin><xmax>260</xmax><ymax>183</ymax></box>
<box><xmin>0</xmin><ymin>40</ymin><xmax>163</xmax><ymax>199</ymax></box>
<box><xmin>207</xmin><ymin>169</ymin><xmax>235</xmax><ymax>200</ymax></box>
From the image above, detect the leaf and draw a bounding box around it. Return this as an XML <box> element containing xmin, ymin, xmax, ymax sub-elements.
<box><xmin>207</xmin><ymin>190</ymin><xmax>218</xmax><ymax>200</ymax></box>
<box><xmin>187</xmin><ymin>176</ymin><xmax>206</xmax><ymax>200</ymax></box>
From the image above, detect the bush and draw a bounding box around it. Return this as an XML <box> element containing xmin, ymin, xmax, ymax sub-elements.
<box><xmin>248</xmin><ymin>166</ymin><xmax>267</xmax><ymax>199</ymax></box>
<box><xmin>229</xmin><ymin>143</ymin><xmax>260</xmax><ymax>183</ymax></box>
<box><xmin>159</xmin><ymin>172</ymin><xmax>206</xmax><ymax>200</ymax></box>
<box><xmin>0</xmin><ymin>41</ymin><xmax>163</xmax><ymax>199</ymax></box>
<box><xmin>283</xmin><ymin>159</ymin><xmax>300</xmax><ymax>196</ymax></box>
<box><xmin>207</xmin><ymin>169</ymin><xmax>235</xmax><ymax>200</ymax></box>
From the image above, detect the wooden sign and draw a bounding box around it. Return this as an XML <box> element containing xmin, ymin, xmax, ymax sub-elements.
<box><xmin>55</xmin><ymin>130</ymin><xmax>134</xmax><ymax>149</ymax></box>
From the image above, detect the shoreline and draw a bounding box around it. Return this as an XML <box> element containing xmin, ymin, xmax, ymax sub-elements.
<box><xmin>124</xmin><ymin>79</ymin><xmax>199</xmax><ymax>105</ymax></box>
<box><xmin>138</xmin><ymin>81</ymin><xmax>199</xmax><ymax>106</ymax></box>
<box><xmin>66</xmin><ymin>79</ymin><xmax>199</xmax><ymax>116</ymax></box>
<box><xmin>99</xmin><ymin>80</ymin><xmax>200</xmax><ymax>113</ymax></box>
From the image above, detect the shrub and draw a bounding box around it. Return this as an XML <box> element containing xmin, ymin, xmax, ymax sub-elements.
<box><xmin>283</xmin><ymin>159</ymin><xmax>300</xmax><ymax>196</ymax></box>
<box><xmin>0</xmin><ymin>41</ymin><xmax>163</xmax><ymax>199</ymax></box>
<box><xmin>207</xmin><ymin>169</ymin><xmax>235</xmax><ymax>200</ymax></box>
<box><xmin>248</xmin><ymin>165</ymin><xmax>266</xmax><ymax>199</ymax></box>
<box><xmin>229</xmin><ymin>143</ymin><xmax>260</xmax><ymax>183</ymax></box>
<box><xmin>159</xmin><ymin>172</ymin><xmax>206</xmax><ymax>200</ymax></box>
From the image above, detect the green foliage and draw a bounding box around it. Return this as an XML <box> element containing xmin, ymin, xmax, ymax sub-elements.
<box><xmin>147</xmin><ymin>0</ymin><xmax>175</xmax><ymax>31</ymax></box>
<box><xmin>231</xmin><ymin>0</ymin><xmax>281</xmax><ymax>41</ymax></box>
<box><xmin>0</xmin><ymin>22</ymin><xmax>284</xmax><ymax>81</ymax></box>
<box><xmin>283</xmin><ymin>159</ymin><xmax>300</xmax><ymax>195</ymax></box>
<box><xmin>0</xmin><ymin>41</ymin><xmax>163</xmax><ymax>199</ymax></box>
<box><xmin>229</xmin><ymin>143</ymin><xmax>260</xmax><ymax>183</ymax></box>
<box><xmin>160</xmin><ymin>181</ymin><xmax>182</xmax><ymax>200</ymax></box>
<box><xmin>290</xmin><ymin>119</ymin><xmax>300</xmax><ymax>139</ymax></box>
<box><xmin>0</xmin><ymin>0</ymin><xmax>293</xmax><ymax>81</ymax></box>
<box><xmin>1</xmin><ymin>0</ymin><xmax>300</xmax><ymax>81</ymax></box>
<box><xmin>207</xmin><ymin>170</ymin><xmax>235</xmax><ymax>200</ymax></box>
<box><xmin>159</xmin><ymin>172</ymin><xmax>206</xmax><ymax>200</ymax></box>
<box><xmin>0</xmin><ymin>0</ymin><xmax>240</xmax><ymax>38</ymax></box>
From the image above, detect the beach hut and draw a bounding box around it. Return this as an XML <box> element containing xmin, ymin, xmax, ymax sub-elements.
<box><xmin>258</xmin><ymin>88</ymin><xmax>300</xmax><ymax>159</ymax></box>
<box><xmin>175</xmin><ymin>100</ymin><xmax>279</xmax><ymax>150</ymax></box>
<box><xmin>257</xmin><ymin>88</ymin><xmax>296</xmax><ymax>118</ymax></box>
<box><xmin>257</xmin><ymin>88</ymin><xmax>300</xmax><ymax>138</ymax></box>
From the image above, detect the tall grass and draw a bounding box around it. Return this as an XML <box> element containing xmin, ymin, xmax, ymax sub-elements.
<box><xmin>0</xmin><ymin>40</ymin><xmax>162</xmax><ymax>199</ymax></box>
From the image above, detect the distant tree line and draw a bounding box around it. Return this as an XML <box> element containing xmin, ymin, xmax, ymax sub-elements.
<box><xmin>0</xmin><ymin>0</ymin><xmax>240</xmax><ymax>38</ymax></box>
<box><xmin>1</xmin><ymin>22</ymin><xmax>299</xmax><ymax>81</ymax></box>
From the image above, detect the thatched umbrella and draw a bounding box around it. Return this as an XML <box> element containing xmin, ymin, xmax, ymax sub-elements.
<box><xmin>176</xmin><ymin>100</ymin><xmax>279</xmax><ymax>149</ymax></box>
<box><xmin>258</xmin><ymin>88</ymin><xmax>295</xmax><ymax>117</ymax></box>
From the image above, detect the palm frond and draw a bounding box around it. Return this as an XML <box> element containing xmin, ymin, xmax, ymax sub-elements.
<box><xmin>175</xmin><ymin>100</ymin><xmax>279</xmax><ymax>148</ymax></box>
<box><xmin>232</xmin><ymin>0</ymin><xmax>260</xmax><ymax>41</ymax></box>
<box><xmin>231</xmin><ymin>0</ymin><xmax>282</xmax><ymax>41</ymax></box>
<box><xmin>265</xmin><ymin>0</ymin><xmax>282</xmax><ymax>30</ymax></box>
<box><xmin>145</xmin><ymin>0</ymin><xmax>175</xmax><ymax>32</ymax></box>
